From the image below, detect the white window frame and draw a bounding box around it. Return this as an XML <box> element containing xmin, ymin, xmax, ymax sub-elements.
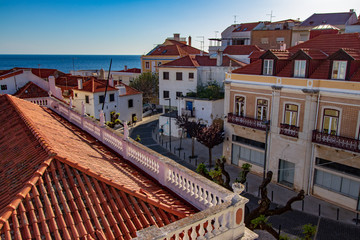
<box><xmin>320</xmin><ymin>106</ymin><xmax>342</xmax><ymax>136</ymax></box>
<box><xmin>263</xmin><ymin>59</ymin><xmax>274</xmax><ymax>75</ymax></box>
<box><xmin>331</xmin><ymin>60</ymin><xmax>347</xmax><ymax>80</ymax></box>
<box><xmin>145</xmin><ymin>61</ymin><xmax>150</xmax><ymax>69</ymax></box>
<box><xmin>233</xmin><ymin>95</ymin><xmax>246</xmax><ymax>117</ymax></box>
<box><xmin>283</xmin><ymin>102</ymin><xmax>300</xmax><ymax>126</ymax></box>
<box><xmin>255</xmin><ymin>97</ymin><xmax>269</xmax><ymax>121</ymax></box>
<box><xmin>294</xmin><ymin>60</ymin><xmax>306</xmax><ymax>78</ymax></box>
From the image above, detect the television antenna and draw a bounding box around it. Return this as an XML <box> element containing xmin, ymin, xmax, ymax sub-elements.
<box><xmin>233</xmin><ymin>15</ymin><xmax>239</xmax><ymax>24</ymax></box>
<box><xmin>196</xmin><ymin>36</ymin><xmax>205</xmax><ymax>52</ymax></box>
<box><xmin>267</xmin><ymin>10</ymin><xmax>276</xmax><ymax>22</ymax></box>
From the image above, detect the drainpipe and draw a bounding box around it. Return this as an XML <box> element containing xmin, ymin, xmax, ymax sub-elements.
<box><xmin>307</xmin><ymin>93</ymin><xmax>320</xmax><ymax>195</ymax></box>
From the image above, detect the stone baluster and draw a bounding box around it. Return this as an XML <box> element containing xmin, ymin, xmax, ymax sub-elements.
<box><xmin>198</xmin><ymin>223</ymin><xmax>206</xmax><ymax>240</ymax></box>
<box><xmin>205</xmin><ymin>218</ymin><xmax>214</xmax><ymax>238</ymax></box>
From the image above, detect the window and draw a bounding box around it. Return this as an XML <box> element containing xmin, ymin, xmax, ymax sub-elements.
<box><xmin>231</xmin><ymin>144</ymin><xmax>264</xmax><ymax>167</ymax></box>
<box><xmin>263</xmin><ymin>59</ymin><xmax>273</xmax><ymax>75</ymax></box>
<box><xmin>176</xmin><ymin>72</ymin><xmax>182</xmax><ymax>80</ymax></box>
<box><xmin>256</xmin><ymin>99</ymin><xmax>268</xmax><ymax>121</ymax></box>
<box><xmin>278</xmin><ymin>159</ymin><xmax>295</xmax><ymax>188</ymax></box>
<box><xmin>99</xmin><ymin>95</ymin><xmax>105</xmax><ymax>104</ymax></box>
<box><xmin>85</xmin><ymin>95</ymin><xmax>89</xmax><ymax>104</ymax></box>
<box><xmin>322</xmin><ymin>109</ymin><xmax>339</xmax><ymax>135</ymax></box>
<box><xmin>75</xmin><ymin>93</ymin><xmax>78</xmax><ymax>98</ymax></box>
<box><xmin>163</xmin><ymin>72</ymin><xmax>169</xmax><ymax>80</ymax></box>
<box><xmin>314</xmin><ymin>169</ymin><xmax>360</xmax><ymax>199</ymax></box>
<box><xmin>332</xmin><ymin>61</ymin><xmax>347</xmax><ymax>80</ymax></box>
<box><xmin>163</xmin><ymin>90</ymin><xmax>169</xmax><ymax>99</ymax></box>
<box><xmin>276</xmin><ymin>37</ymin><xmax>285</xmax><ymax>43</ymax></box>
<box><xmin>145</xmin><ymin>61</ymin><xmax>150</xmax><ymax>69</ymax></box>
<box><xmin>261</xmin><ymin>38</ymin><xmax>269</xmax><ymax>44</ymax></box>
<box><xmin>109</xmin><ymin>93</ymin><xmax>115</xmax><ymax>102</ymax></box>
<box><xmin>234</xmin><ymin>96</ymin><xmax>245</xmax><ymax>116</ymax></box>
<box><xmin>1</xmin><ymin>85</ymin><xmax>7</xmax><ymax>90</ymax></box>
<box><xmin>128</xmin><ymin>99</ymin><xmax>133</xmax><ymax>108</ymax></box>
<box><xmin>176</xmin><ymin>92</ymin><xmax>182</xmax><ymax>98</ymax></box>
<box><xmin>284</xmin><ymin>104</ymin><xmax>298</xmax><ymax>126</ymax></box>
<box><xmin>294</xmin><ymin>60</ymin><xmax>306</xmax><ymax>78</ymax></box>
<box><xmin>189</xmin><ymin>72</ymin><xmax>194</xmax><ymax>79</ymax></box>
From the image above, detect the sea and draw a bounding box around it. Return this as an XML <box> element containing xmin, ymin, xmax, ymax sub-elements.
<box><xmin>0</xmin><ymin>55</ymin><xmax>141</xmax><ymax>73</ymax></box>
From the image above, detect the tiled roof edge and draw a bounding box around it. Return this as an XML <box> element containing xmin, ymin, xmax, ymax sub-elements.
<box><xmin>54</xmin><ymin>155</ymin><xmax>188</xmax><ymax>218</ymax></box>
<box><xmin>0</xmin><ymin>157</ymin><xmax>54</xmax><ymax>230</ymax></box>
<box><xmin>6</xmin><ymin>95</ymin><xmax>57</xmax><ymax>157</ymax></box>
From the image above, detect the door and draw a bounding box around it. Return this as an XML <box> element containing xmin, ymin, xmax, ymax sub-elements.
<box><xmin>186</xmin><ymin>101</ymin><xmax>193</xmax><ymax>116</ymax></box>
<box><xmin>278</xmin><ymin>159</ymin><xmax>295</xmax><ymax>188</ymax></box>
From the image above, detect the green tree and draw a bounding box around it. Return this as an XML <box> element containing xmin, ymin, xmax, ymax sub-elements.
<box><xmin>130</xmin><ymin>72</ymin><xmax>159</xmax><ymax>104</ymax></box>
<box><xmin>186</xmin><ymin>81</ymin><xmax>224</xmax><ymax>100</ymax></box>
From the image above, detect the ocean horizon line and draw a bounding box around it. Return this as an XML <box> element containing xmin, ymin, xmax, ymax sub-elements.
<box><xmin>0</xmin><ymin>53</ymin><xmax>142</xmax><ymax>56</ymax></box>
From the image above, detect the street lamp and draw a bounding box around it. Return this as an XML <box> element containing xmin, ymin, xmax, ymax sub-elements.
<box><xmin>263</xmin><ymin>120</ymin><xmax>270</xmax><ymax>180</ymax></box>
<box><xmin>165</xmin><ymin>98</ymin><xmax>172</xmax><ymax>150</ymax></box>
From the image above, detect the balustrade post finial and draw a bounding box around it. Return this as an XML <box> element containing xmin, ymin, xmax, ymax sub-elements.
<box><xmin>100</xmin><ymin>110</ymin><xmax>105</xmax><ymax>127</ymax></box>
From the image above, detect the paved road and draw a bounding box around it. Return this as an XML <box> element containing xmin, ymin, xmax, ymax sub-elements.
<box><xmin>130</xmin><ymin>118</ymin><xmax>360</xmax><ymax>240</ymax></box>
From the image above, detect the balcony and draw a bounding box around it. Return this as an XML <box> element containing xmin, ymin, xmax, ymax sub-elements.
<box><xmin>280</xmin><ymin>123</ymin><xmax>300</xmax><ymax>138</ymax></box>
<box><xmin>227</xmin><ymin>113</ymin><xmax>267</xmax><ymax>131</ymax></box>
<box><xmin>312</xmin><ymin>130</ymin><xmax>360</xmax><ymax>153</ymax></box>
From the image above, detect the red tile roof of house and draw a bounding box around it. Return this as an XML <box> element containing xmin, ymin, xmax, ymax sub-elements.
<box><xmin>232</xmin><ymin>59</ymin><xmax>262</xmax><ymax>75</ymax></box>
<box><xmin>0</xmin><ymin>70</ymin><xmax>24</xmax><ymax>81</ymax></box>
<box><xmin>118</xmin><ymin>68</ymin><xmax>141</xmax><ymax>73</ymax></box>
<box><xmin>14</xmin><ymin>81</ymin><xmax>49</xmax><ymax>99</ymax></box>
<box><xmin>223</xmin><ymin>45</ymin><xmax>262</xmax><ymax>55</ymax></box>
<box><xmin>116</xmin><ymin>82</ymin><xmax>142</xmax><ymax>96</ymax></box>
<box><xmin>232</xmin><ymin>22</ymin><xmax>261</xmax><ymax>32</ymax></box>
<box><xmin>161</xmin><ymin>54</ymin><xmax>246</xmax><ymax>67</ymax></box>
<box><xmin>12</xmin><ymin>67</ymin><xmax>65</xmax><ymax>79</ymax></box>
<box><xmin>0</xmin><ymin>94</ymin><xmax>198</xmax><ymax>239</ymax></box>
<box><xmin>300</xmin><ymin>12</ymin><xmax>357</xmax><ymax>27</ymax></box>
<box><xmin>73</xmin><ymin>78</ymin><xmax>118</xmax><ymax>93</ymax></box>
<box><xmin>147</xmin><ymin>40</ymin><xmax>204</xmax><ymax>56</ymax></box>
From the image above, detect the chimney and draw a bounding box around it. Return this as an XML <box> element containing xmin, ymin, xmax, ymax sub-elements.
<box><xmin>188</xmin><ymin>36</ymin><xmax>192</xmax><ymax>46</ymax></box>
<box><xmin>280</xmin><ymin>42</ymin><xmax>286</xmax><ymax>51</ymax></box>
<box><xmin>173</xmin><ymin>33</ymin><xmax>180</xmax><ymax>41</ymax></box>
<box><xmin>117</xmin><ymin>85</ymin><xmax>126</xmax><ymax>95</ymax></box>
<box><xmin>99</xmin><ymin>68</ymin><xmax>105</xmax><ymax>79</ymax></box>
<box><xmin>77</xmin><ymin>78</ymin><xmax>83</xmax><ymax>89</ymax></box>
<box><xmin>217</xmin><ymin>50</ymin><xmax>223</xmax><ymax>66</ymax></box>
<box><xmin>48</xmin><ymin>76</ymin><xmax>56</xmax><ymax>94</ymax></box>
<box><xmin>124</xmin><ymin>65</ymin><xmax>128</xmax><ymax>71</ymax></box>
<box><xmin>350</xmin><ymin>9</ymin><xmax>354</xmax><ymax>12</ymax></box>
<box><xmin>109</xmin><ymin>74</ymin><xmax>114</xmax><ymax>87</ymax></box>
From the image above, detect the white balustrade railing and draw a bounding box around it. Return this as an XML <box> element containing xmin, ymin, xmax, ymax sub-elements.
<box><xmin>46</xmin><ymin>97</ymin><xmax>256</xmax><ymax>240</ymax></box>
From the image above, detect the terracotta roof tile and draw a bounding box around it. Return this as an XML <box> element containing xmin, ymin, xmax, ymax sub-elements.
<box><xmin>232</xmin><ymin>22</ymin><xmax>261</xmax><ymax>32</ymax></box>
<box><xmin>14</xmin><ymin>81</ymin><xmax>49</xmax><ymax>99</ymax></box>
<box><xmin>12</xmin><ymin>67</ymin><xmax>65</xmax><ymax>79</ymax></box>
<box><xmin>73</xmin><ymin>78</ymin><xmax>118</xmax><ymax>93</ymax></box>
<box><xmin>147</xmin><ymin>40</ymin><xmax>204</xmax><ymax>56</ymax></box>
<box><xmin>116</xmin><ymin>82</ymin><xmax>142</xmax><ymax>96</ymax></box>
<box><xmin>162</xmin><ymin>54</ymin><xmax>245</xmax><ymax>67</ymax></box>
<box><xmin>232</xmin><ymin>59</ymin><xmax>262</xmax><ymax>75</ymax></box>
<box><xmin>0</xmin><ymin>95</ymin><xmax>198</xmax><ymax>239</ymax></box>
<box><xmin>223</xmin><ymin>45</ymin><xmax>262</xmax><ymax>55</ymax></box>
<box><xmin>118</xmin><ymin>68</ymin><xmax>141</xmax><ymax>73</ymax></box>
<box><xmin>0</xmin><ymin>70</ymin><xmax>23</xmax><ymax>80</ymax></box>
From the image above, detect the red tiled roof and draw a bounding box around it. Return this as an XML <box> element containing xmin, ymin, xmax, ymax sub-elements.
<box><xmin>73</xmin><ymin>78</ymin><xmax>118</xmax><ymax>93</ymax></box>
<box><xmin>0</xmin><ymin>70</ymin><xmax>23</xmax><ymax>80</ymax></box>
<box><xmin>232</xmin><ymin>59</ymin><xmax>262</xmax><ymax>75</ymax></box>
<box><xmin>223</xmin><ymin>45</ymin><xmax>262</xmax><ymax>55</ymax></box>
<box><xmin>232</xmin><ymin>22</ymin><xmax>261</xmax><ymax>32</ymax></box>
<box><xmin>147</xmin><ymin>40</ymin><xmax>204</xmax><ymax>56</ymax></box>
<box><xmin>12</xmin><ymin>67</ymin><xmax>64</xmax><ymax>79</ymax></box>
<box><xmin>14</xmin><ymin>81</ymin><xmax>49</xmax><ymax>98</ymax></box>
<box><xmin>162</xmin><ymin>55</ymin><xmax>245</xmax><ymax>67</ymax></box>
<box><xmin>0</xmin><ymin>95</ymin><xmax>198</xmax><ymax>239</ymax></box>
<box><xmin>118</xmin><ymin>68</ymin><xmax>141</xmax><ymax>73</ymax></box>
<box><xmin>249</xmin><ymin>50</ymin><xmax>266</xmax><ymax>59</ymax></box>
<box><xmin>116</xmin><ymin>82</ymin><xmax>142</xmax><ymax>96</ymax></box>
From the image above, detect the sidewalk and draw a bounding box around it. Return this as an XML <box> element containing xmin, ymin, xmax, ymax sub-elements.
<box><xmin>130</xmin><ymin>117</ymin><xmax>360</xmax><ymax>239</ymax></box>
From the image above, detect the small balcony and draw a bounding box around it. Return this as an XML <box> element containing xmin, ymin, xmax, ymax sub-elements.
<box><xmin>227</xmin><ymin>113</ymin><xmax>267</xmax><ymax>131</ymax></box>
<box><xmin>312</xmin><ymin>130</ymin><xmax>360</xmax><ymax>153</ymax></box>
<box><xmin>280</xmin><ymin>123</ymin><xmax>300</xmax><ymax>138</ymax></box>
<box><xmin>181</xmin><ymin>108</ymin><xmax>195</xmax><ymax>118</ymax></box>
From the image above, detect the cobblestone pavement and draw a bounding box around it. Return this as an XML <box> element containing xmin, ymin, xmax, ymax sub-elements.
<box><xmin>130</xmin><ymin>118</ymin><xmax>360</xmax><ymax>239</ymax></box>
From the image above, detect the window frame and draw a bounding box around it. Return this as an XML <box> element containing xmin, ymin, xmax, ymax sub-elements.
<box><xmin>322</xmin><ymin>108</ymin><xmax>340</xmax><ymax>135</ymax></box>
<box><xmin>176</xmin><ymin>72</ymin><xmax>183</xmax><ymax>81</ymax></box>
<box><xmin>145</xmin><ymin>61</ymin><xmax>150</xmax><ymax>69</ymax></box>
<box><xmin>331</xmin><ymin>60</ymin><xmax>347</xmax><ymax>80</ymax></box>
<box><xmin>163</xmin><ymin>90</ymin><xmax>169</xmax><ymax>99</ymax></box>
<box><xmin>234</xmin><ymin>95</ymin><xmax>245</xmax><ymax>117</ymax></box>
<box><xmin>294</xmin><ymin>60</ymin><xmax>307</xmax><ymax>78</ymax></box>
<box><xmin>283</xmin><ymin>103</ymin><xmax>299</xmax><ymax>126</ymax></box>
<box><xmin>99</xmin><ymin>95</ymin><xmax>105</xmax><ymax>104</ymax></box>
<box><xmin>176</xmin><ymin>91</ymin><xmax>182</xmax><ymax>98</ymax></box>
<box><xmin>85</xmin><ymin>95</ymin><xmax>89</xmax><ymax>104</ymax></box>
<box><xmin>189</xmin><ymin>72</ymin><xmax>194</xmax><ymax>80</ymax></box>
<box><xmin>109</xmin><ymin>93</ymin><xmax>115</xmax><ymax>102</ymax></box>
<box><xmin>256</xmin><ymin>98</ymin><xmax>269</xmax><ymax>121</ymax></box>
<box><xmin>128</xmin><ymin>99</ymin><xmax>133</xmax><ymax>108</ymax></box>
<box><xmin>163</xmin><ymin>71</ymin><xmax>169</xmax><ymax>80</ymax></box>
<box><xmin>1</xmin><ymin>84</ymin><xmax>7</xmax><ymax>90</ymax></box>
<box><xmin>263</xmin><ymin>59</ymin><xmax>274</xmax><ymax>76</ymax></box>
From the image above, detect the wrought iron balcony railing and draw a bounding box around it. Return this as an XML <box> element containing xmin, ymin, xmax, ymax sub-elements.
<box><xmin>312</xmin><ymin>130</ymin><xmax>360</xmax><ymax>153</ymax></box>
<box><xmin>280</xmin><ymin>123</ymin><xmax>300</xmax><ymax>138</ymax></box>
<box><xmin>227</xmin><ymin>113</ymin><xmax>267</xmax><ymax>131</ymax></box>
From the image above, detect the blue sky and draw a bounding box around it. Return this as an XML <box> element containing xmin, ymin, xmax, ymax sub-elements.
<box><xmin>0</xmin><ymin>0</ymin><xmax>358</xmax><ymax>55</ymax></box>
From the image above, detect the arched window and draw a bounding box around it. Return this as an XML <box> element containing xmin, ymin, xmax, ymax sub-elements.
<box><xmin>322</xmin><ymin>109</ymin><xmax>339</xmax><ymax>135</ymax></box>
<box><xmin>256</xmin><ymin>99</ymin><xmax>268</xmax><ymax>121</ymax></box>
